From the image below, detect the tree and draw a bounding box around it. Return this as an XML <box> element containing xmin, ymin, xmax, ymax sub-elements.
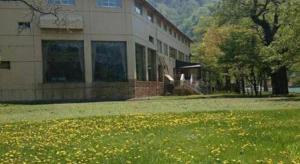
<box><xmin>0</xmin><ymin>0</ymin><xmax>59</xmax><ymax>19</ymax></box>
<box><xmin>219</xmin><ymin>29</ymin><xmax>263</xmax><ymax>96</ymax></box>
<box><xmin>217</xmin><ymin>0</ymin><xmax>300</xmax><ymax>95</ymax></box>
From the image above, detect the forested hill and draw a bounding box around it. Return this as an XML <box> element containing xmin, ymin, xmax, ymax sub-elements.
<box><xmin>147</xmin><ymin>0</ymin><xmax>217</xmax><ymax>39</ymax></box>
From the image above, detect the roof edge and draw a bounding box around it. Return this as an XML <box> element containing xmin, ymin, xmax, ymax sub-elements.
<box><xmin>140</xmin><ymin>0</ymin><xmax>194</xmax><ymax>43</ymax></box>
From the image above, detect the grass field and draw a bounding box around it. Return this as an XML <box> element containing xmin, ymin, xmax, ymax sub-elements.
<box><xmin>0</xmin><ymin>95</ymin><xmax>300</xmax><ymax>163</ymax></box>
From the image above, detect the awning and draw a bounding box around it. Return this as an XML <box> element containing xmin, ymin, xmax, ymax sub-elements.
<box><xmin>179</xmin><ymin>64</ymin><xmax>202</xmax><ymax>69</ymax></box>
<box><xmin>176</xmin><ymin>60</ymin><xmax>202</xmax><ymax>69</ymax></box>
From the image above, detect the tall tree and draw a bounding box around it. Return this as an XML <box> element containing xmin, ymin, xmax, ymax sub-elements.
<box><xmin>219</xmin><ymin>29</ymin><xmax>262</xmax><ymax>96</ymax></box>
<box><xmin>217</xmin><ymin>0</ymin><xmax>299</xmax><ymax>95</ymax></box>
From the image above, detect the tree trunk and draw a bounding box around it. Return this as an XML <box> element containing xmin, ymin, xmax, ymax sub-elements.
<box><xmin>225</xmin><ymin>76</ymin><xmax>231</xmax><ymax>92</ymax></box>
<box><xmin>241</xmin><ymin>77</ymin><xmax>246</xmax><ymax>95</ymax></box>
<box><xmin>263</xmin><ymin>78</ymin><xmax>269</xmax><ymax>92</ymax></box>
<box><xmin>271</xmin><ymin>66</ymin><xmax>289</xmax><ymax>95</ymax></box>
<box><xmin>234</xmin><ymin>79</ymin><xmax>240</xmax><ymax>93</ymax></box>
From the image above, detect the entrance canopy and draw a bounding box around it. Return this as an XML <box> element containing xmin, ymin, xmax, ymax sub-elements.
<box><xmin>176</xmin><ymin>60</ymin><xmax>202</xmax><ymax>69</ymax></box>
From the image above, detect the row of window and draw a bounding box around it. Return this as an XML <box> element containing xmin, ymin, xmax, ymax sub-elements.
<box><xmin>42</xmin><ymin>40</ymin><xmax>161</xmax><ymax>83</ymax></box>
<box><xmin>156</xmin><ymin>39</ymin><xmax>189</xmax><ymax>62</ymax></box>
<box><xmin>134</xmin><ymin>0</ymin><xmax>191</xmax><ymax>47</ymax></box>
<box><xmin>42</xmin><ymin>40</ymin><xmax>127</xmax><ymax>83</ymax></box>
<box><xmin>48</xmin><ymin>0</ymin><xmax>122</xmax><ymax>8</ymax></box>
<box><xmin>135</xmin><ymin>44</ymin><xmax>162</xmax><ymax>82</ymax></box>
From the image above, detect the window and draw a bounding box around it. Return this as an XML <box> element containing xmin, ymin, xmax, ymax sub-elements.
<box><xmin>92</xmin><ymin>41</ymin><xmax>127</xmax><ymax>82</ymax></box>
<box><xmin>169</xmin><ymin>47</ymin><xmax>177</xmax><ymax>59</ymax></box>
<box><xmin>157</xmin><ymin>40</ymin><xmax>162</xmax><ymax>53</ymax></box>
<box><xmin>174</xmin><ymin>32</ymin><xmax>177</xmax><ymax>39</ymax></box>
<box><xmin>178</xmin><ymin>51</ymin><xmax>184</xmax><ymax>61</ymax></box>
<box><xmin>0</xmin><ymin>61</ymin><xmax>10</xmax><ymax>69</ymax></box>
<box><xmin>147</xmin><ymin>11</ymin><xmax>154</xmax><ymax>23</ymax></box>
<box><xmin>148</xmin><ymin>49</ymin><xmax>157</xmax><ymax>81</ymax></box>
<box><xmin>135</xmin><ymin>43</ymin><xmax>146</xmax><ymax>81</ymax></box>
<box><xmin>42</xmin><ymin>40</ymin><xmax>84</xmax><ymax>83</ymax></box>
<box><xmin>149</xmin><ymin>36</ymin><xmax>154</xmax><ymax>44</ymax></box>
<box><xmin>135</xmin><ymin>1</ymin><xmax>143</xmax><ymax>15</ymax></box>
<box><xmin>156</xmin><ymin>18</ymin><xmax>162</xmax><ymax>28</ymax></box>
<box><xmin>164</xmin><ymin>24</ymin><xmax>168</xmax><ymax>32</ymax></box>
<box><xmin>48</xmin><ymin>0</ymin><xmax>75</xmax><ymax>5</ymax></box>
<box><xmin>18</xmin><ymin>22</ymin><xmax>30</xmax><ymax>30</ymax></box>
<box><xmin>163</xmin><ymin>43</ymin><xmax>168</xmax><ymax>56</ymax></box>
<box><xmin>169</xmin><ymin>28</ymin><xmax>172</xmax><ymax>35</ymax></box>
<box><xmin>96</xmin><ymin>0</ymin><xmax>122</xmax><ymax>8</ymax></box>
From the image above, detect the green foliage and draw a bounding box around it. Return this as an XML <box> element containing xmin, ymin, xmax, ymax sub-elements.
<box><xmin>219</xmin><ymin>29</ymin><xmax>262</xmax><ymax>75</ymax></box>
<box><xmin>148</xmin><ymin>0</ymin><xmax>217</xmax><ymax>39</ymax></box>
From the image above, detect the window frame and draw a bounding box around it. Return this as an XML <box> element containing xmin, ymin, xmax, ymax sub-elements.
<box><xmin>48</xmin><ymin>0</ymin><xmax>75</xmax><ymax>5</ymax></box>
<box><xmin>157</xmin><ymin>40</ymin><xmax>163</xmax><ymax>54</ymax></box>
<box><xmin>135</xmin><ymin>43</ymin><xmax>147</xmax><ymax>81</ymax></box>
<box><xmin>147</xmin><ymin>11</ymin><xmax>154</xmax><ymax>23</ymax></box>
<box><xmin>42</xmin><ymin>40</ymin><xmax>85</xmax><ymax>83</ymax></box>
<box><xmin>92</xmin><ymin>41</ymin><xmax>128</xmax><ymax>82</ymax></box>
<box><xmin>134</xmin><ymin>1</ymin><xmax>143</xmax><ymax>15</ymax></box>
<box><xmin>96</xmin><ymin>0</ymin><xmax>122</xmax><ymax>8</ymax></box>
<box><xmin>0</xmin><ymin>61</ymin><xmax>11</xmax><ymax>69</ymax></box>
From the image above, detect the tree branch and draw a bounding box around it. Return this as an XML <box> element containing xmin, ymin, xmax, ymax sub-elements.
<box><xmin>0</xmin><ymin>0</ymin><xmax>59</xmax><ymax>16</ymax></box>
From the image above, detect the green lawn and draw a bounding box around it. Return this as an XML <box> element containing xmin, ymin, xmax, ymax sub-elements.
<box><xmin>0</xmin><ymin>95</ymin><xmax>300</xmax><ymax>163</ymax></box>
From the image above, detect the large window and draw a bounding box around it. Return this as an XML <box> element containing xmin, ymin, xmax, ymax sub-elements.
<box><xmin>148</xmin><ymin>49</ymin><xmax>157</xmax><ymax>81</ymax></box>
<box><xmin>135</xmin><ymin>44</ymin><xmax>146</xmax><ymax>81</ymax></box>
<box><xmin>92</xmin><ymin>41</ymin><xmax>127</xmax><ymax>82</ymax></box>
<box><xmin>157</xmin><ymin>40</ymin><xmax>162</xmax><ymax>53</ymax></box>
<box><xmin>135</xmin><ymin>1</ymin><xmax>143</xmax><ymax>15</ymax></box>
<box><xmin>42</xmin><ymin>40</ymin><xmax>84</xmax><ymax>83</ymax></box>
<box><xmin>163</xmin><ymin>43</ymin><xmax>168</xmax><ymax>56</ymax></box>
<box><xmin>48</xmin><ymin>0</ymin><xmax>75</xmax><ymax>5</ymax></box>
<box><xmin>96</xmin><ymin>0</ymin><xmax>122</xmax><ymax>8</ymax></box>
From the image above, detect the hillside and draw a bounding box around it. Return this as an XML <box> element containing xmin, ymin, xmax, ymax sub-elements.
<box><xmin>148</xmin><ymin>0</ymin><xmax>217</xmax><ymax>38</ymax></box>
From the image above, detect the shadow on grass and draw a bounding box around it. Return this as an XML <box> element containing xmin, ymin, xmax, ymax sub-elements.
<box><xmin>1</xmin><ymin>94</ymin><xmax>300</xmax><ymax>106</ymax></box>
<box><xmin>160</xmin><ymin>93</ymin><xmax>300</xmax><ymax>101</ymax></box>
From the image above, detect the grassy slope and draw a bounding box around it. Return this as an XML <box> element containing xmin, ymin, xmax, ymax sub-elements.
<box><xmin>1</xmin><ymin>95</ymin><xmax>300</xmax><ymax>123</ymax></box>
<box><xmin>0</xmin><ymin>109</ymin><xmax>299</xmax><ymax>163</ymax></box>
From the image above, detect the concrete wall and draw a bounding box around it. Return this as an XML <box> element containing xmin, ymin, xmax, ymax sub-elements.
<box><xmin>0</xmin><ymin>0</ymin><xmax>191</xmax><ymax>102</ymax></box>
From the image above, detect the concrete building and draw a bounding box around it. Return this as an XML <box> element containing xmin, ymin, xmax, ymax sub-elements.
<box><xmin>0</xmin><ymin>0</ymin><xmax>192</xmax><ymax>102</ymax></box>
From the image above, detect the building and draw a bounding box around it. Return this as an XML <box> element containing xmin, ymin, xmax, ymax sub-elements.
<box><xmin>0</xmin><ymin>0</ymin><xmax>192</xmax><ymax>102</ymax></box>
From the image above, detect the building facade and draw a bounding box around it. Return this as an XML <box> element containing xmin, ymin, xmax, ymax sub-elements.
<box><xmin>0</xmin><ymin>0</ymin><xmax>192</xmax><ymax>102</ymax></box>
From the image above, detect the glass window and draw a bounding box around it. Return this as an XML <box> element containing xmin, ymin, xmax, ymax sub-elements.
<box><xmin>147</xmin><ymin>11</ymin><xmax>154</xmax><ymax>23</ymax></box>
<box><xmin>48</xmin><ymin>0</ymin><xmax>75</xmax><ymax>5</ymax></box>
<box><xmin>163</xmin><ymin>43</ymin><xmax>168</xmax><ymax>56</ymax></box>
<box><xmin>149</xmin><ymin>36</ymin><xmax>154</xmax><ymax>44</ymax></box>
<box><xmin>92</xmin><ymin>41</ymin><xmax>127</xmax><ymax>82</ymax></box>
<box><xmin>164</xmin><ymin>24</ymin><xmax>168</xmax><ymax>32</ymax></box>
<box><xmin>135</xmin><ymin>1</ymin><xmax>143</xmax><ymax>15</ymax></box>
<box><xmin>178</xmin><ymin>51</ymin><xmax>185</xmax><ymax>61</ymax></box>
<box><xmin>135</xmin><ymin>43</ymin><xmax>146</xmax><ymax>81</ymax></box>
<box><xmin>169</xmin><ymin>28</ymin><xmax>172</xmax><ymax>35</ymax></box>
<box><xmin>0</xmin><ymin>61</ymin><xmax>10</xmax><ymax>69</ymax></box>
<box><xmin>169</xmin><ymin>47</ymin><xmax>177</xmax><ymax>59</ymax></box>
<box><xmin>148</xmin><ymin>49</ymin><xmax>157</xmax><ymax>81</ymax></box>
<box><xmin>157</xmin><ymin>40</ymin><xmax>162</xmax><ymax>53</ymax></box>
<box><xmin>42</xmin><ymin>40</ymin><xmax>84</xmax><ymax>83</ymax></box>
<box><xmin>156</xmin><ymin>18</ymin><xmax>162</xmax><ymax>28</ymax></box>
<box><xmin>96</xmin><ymin>0</ymin><xmax>122</xmax><ymax>8</ymax></box>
